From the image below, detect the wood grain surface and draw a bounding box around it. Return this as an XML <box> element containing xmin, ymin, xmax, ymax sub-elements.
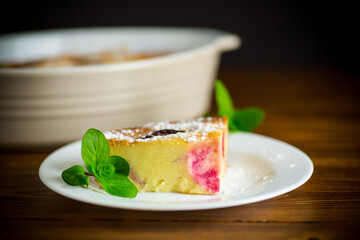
<box><xmin>1</xmin><ymin>67</ymin><xmax>359</xmax><ymax>240</ymax></box>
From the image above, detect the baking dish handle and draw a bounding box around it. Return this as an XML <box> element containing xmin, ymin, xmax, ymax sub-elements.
<box><xmin>215</xmin><ymin>34</ymin><xmax>241</xmax><ymax>52</ymax></box>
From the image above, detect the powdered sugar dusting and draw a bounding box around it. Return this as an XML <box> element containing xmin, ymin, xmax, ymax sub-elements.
<box><xmin>104</xmin><ymin>117</ymin><xmax>225</xmax><ymax>143</ymax></box>
<box><xmin>221</xmin><ymin>153</ymin><xmax>274</xmax><ymax>196</ymax></box>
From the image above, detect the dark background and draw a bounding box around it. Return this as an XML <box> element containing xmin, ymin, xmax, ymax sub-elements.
<box><xmin>1</xmin><ymin>0</ymin><xmax>358</xmax><ymax>74</ymax></box>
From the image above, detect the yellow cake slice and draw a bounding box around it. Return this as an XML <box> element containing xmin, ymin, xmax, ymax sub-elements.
<box><xmin>104</xmin><ymin>117</ymin><xmax>228</xmax><ymax>195</ymax></box>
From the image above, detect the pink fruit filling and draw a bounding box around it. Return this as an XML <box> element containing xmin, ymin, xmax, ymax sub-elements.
<box><xmin>187</xmin><ymin>145</ymin><xmax>221</xmax><ymax>193</ymax></box>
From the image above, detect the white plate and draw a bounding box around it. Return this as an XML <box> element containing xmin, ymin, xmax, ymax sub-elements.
<box><xmin>39</xmin><ymin>132</ymin><xmax>313</xmax><ymax>211</ymax></box>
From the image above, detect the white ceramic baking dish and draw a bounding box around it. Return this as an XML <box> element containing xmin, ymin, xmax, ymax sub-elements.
<box><xmin>0</xmin><ymin>27</ymin><xmax>240</xmax><ymax>149</ymax></box>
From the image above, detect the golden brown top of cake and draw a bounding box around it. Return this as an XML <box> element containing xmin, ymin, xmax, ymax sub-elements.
<box><xmin>104</xmin><ymin>117</ymin><xmax>228</xmax><ymax>144</ymax></box>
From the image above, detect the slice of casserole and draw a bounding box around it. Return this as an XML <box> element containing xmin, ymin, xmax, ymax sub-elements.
<box><xmin>104</xmin><ymin>117</ymin><xmax>228</xmax><ymax>195</ymax></box>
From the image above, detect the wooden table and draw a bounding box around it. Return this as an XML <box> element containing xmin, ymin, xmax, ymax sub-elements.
<box><xmin>1</xmin><ymin>67</ymin><xmax>359</xmax><ymax>239</ymax></box>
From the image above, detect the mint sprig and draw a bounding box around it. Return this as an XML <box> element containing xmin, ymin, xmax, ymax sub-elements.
<box><xmin>215</xmin><ymin>79</ymin><xmax>265</xmax><ymax>132</ymax></box>
<box><xmin>62</xmin><ymin>128</ymin><xmax>138</xmax><ymax>198</ymax></box>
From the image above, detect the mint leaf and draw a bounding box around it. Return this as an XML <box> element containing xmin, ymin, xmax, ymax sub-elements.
<box><xmin>215</xmin><ymin>79</ymin><xmax>238</xmax><ymax>131</ymax></box>
<box><xmin>228</xmin><ymin>119</ymin><xmax>241</xmax><ymax>132</ymax></box>
<box><xmin>233</xmin><ymin>108</ymin><xmax>265</xmax><ymax>131</ymax></box>
<box><xmin>81</xmin><ymin>128</ymin><xmax>110</xmax><ymax>175</ymax></box>
<box><xmin>98</xmin><ymin>174</ymin><xmax>138</xmax><ymax>198</ymax></box>
<box><xmin>105</xmin><ymin>155</ymin><xmax>130</xmax><ymax>177</ymax></box>
<box><xmin>215</xmin><ymin>80</ymin><xmax>265</xmax><ymax>132</ymax></box>
<box><xmin>61</xmin><ymin>165</ymin><xmax>89</xmax><ymax>187</ymax></box>
<box><xmin>98</xmin><ymin>163</ymin><xmax>115</xmax><ymax>179</ymax></box>
<box><xmin>215</xmin><ymin>80</ymin><xmax>234</xmax><ymax>118</ymax></box>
